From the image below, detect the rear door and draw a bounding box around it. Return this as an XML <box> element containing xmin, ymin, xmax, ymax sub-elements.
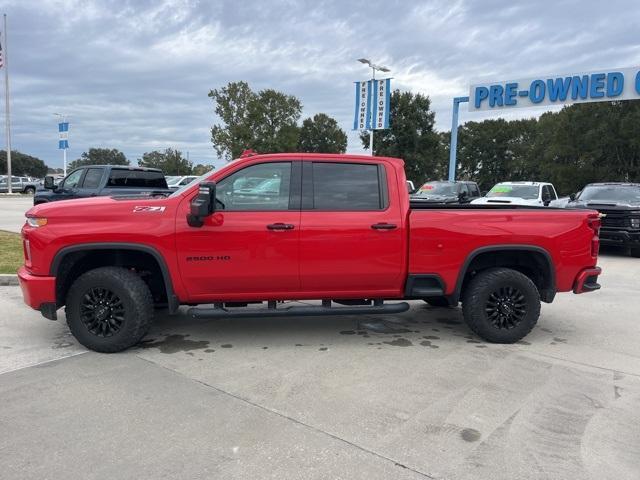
<box><xmin>75</xmin><ymin>167</ymin><xmax>105</xmax><ymax>197</ymax></box>
<box><xmin>298</xmin><ymin>160</ymin><xmax>405</xmax><ymax>296</ymax></box>
<box><xmin>176</xmin><ymin>160</ymin><xmax>301</xmax><ymax>299</ymax></box>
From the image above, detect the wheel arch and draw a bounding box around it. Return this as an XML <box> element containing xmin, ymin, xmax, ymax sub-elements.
<box><xmin>452</xmin><ymin>245</ymin><xmax>556</xmax><ymax>304</ymax></box>
<box><xmin>51</xmin><ymin>243</ymin><xmax>179</xmax><ymax>313</ymax></box>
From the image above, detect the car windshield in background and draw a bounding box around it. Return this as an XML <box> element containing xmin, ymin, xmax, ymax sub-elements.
<box><xmin>487</xmin><ymin>185</ymin><xmax>539</xmax><ymax>200</ymax></box>
<box><xmin>578</xmin><ymin>185</ymin><xmax>640</xmax><ymax>203</ymax></box>
<box><xmin>415</xmin><ymin>182</ymin><xmax>457</xmax><ymax>196</ymax></box>
<box><xmin>107</xmin><ymin>170</ymin><xmax>168</xmax><ymax>188</ymax></box>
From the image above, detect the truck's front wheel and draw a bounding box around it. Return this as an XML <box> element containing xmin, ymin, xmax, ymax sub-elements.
<box><xmin>65</xmin><ymin>267</ymin><xmax>154</xmax><ymax>352</ymax></box>
<box><xmin>461</xmin><ymin>268</ymin><xmax>540</xmax><ymax>343</ymax></box>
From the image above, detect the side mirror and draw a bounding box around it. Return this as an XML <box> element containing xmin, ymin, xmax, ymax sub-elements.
<box><xmin>569</xmin><ymin>193</ymin><xmax>576</xmax><ymax>201</ymax></box>
<box><xmin>187</xmin><ymin>181</ymin><xmax>216</xmax><ymax>227</ymax></box>
<box><xmin>44</xmin><ymin>176</ymin><xmax>55</xmax><ymax>189</ymax></box>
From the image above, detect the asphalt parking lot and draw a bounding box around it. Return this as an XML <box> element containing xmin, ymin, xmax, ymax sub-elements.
<box><xmin>0</xmin><ymin>251</ymin><xmax>638</xmax><ymax>479</ymax></box>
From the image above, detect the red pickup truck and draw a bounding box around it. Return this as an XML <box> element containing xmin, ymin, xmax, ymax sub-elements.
<box><xmin>18</xmin><ymin>153</ymin><xmax>602</xmax><ymax>352</ymax></box>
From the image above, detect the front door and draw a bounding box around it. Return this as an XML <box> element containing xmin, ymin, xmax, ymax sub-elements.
<box><xmin>298</xmin><ymin>160</ymin><xmax>405</xmax><ymax>297</ymax></box>
<box><xmin>176</xmin><ymin>160</ymin><xmax>301</xmax><ymax>301</ymax></box>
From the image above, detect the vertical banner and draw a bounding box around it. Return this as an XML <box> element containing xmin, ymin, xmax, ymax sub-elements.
<box><xmin>372</xmin><ymin>78</ymin><xmax>391</xmax><ymax>129</ymax></box>
<box><xmin>353</xmin><ymin>80</ymin><xmax>372</xmax><ymax>130</ymax></box>
<box><xmin>58</xmin><ymin>122</ymin><xmax>69</xmax><ymax>149</ymax></box>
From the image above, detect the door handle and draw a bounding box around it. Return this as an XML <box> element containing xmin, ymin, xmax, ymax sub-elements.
<box><xmin>371</xmin><ymin>223</ymin><xmax>397</xmax><ymax>230</ymax></box>
<box><xmin>267</xmin><ymin>223</ymin><xmax>295</xmax><ymax>231</ymax></box>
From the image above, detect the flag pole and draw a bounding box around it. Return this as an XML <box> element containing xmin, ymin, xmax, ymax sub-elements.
<box><xmin>3</xmin><ymin>14</ymin><xmax>12</xmax><ymax>193</ymax></box>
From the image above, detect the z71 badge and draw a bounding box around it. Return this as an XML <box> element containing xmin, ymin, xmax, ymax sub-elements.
<box><xmin>133</xmin><ymin>206</ymin><xmax>166</xmax><ymax>213</ymax></box>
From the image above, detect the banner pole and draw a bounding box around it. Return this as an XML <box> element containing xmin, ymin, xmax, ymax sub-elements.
<box><xmin>369</xmin><ymin>66</ymin><xmax>374</xmax><ymax>155</ymax></box>
<box><xmin>3</xmin><ymin>14</ymin><xmax>12</xmax><ymax>193</ymax></box>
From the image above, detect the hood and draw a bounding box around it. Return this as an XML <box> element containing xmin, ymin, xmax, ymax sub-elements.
<box><xmin>472</xmin><ymin>197</ymin><xmax>539</xmax><ymax>205</ymax></box>
<box><xmin>27</xmin><ymin>195</ymin><xmax>174</xmax><ymax>220</ymax></box>
<box><xmin>411</xmin><ymin>194</ymin><xmax>458</xmax><ymax>203</ymax></box>
<box><xmin>567</xmin><ymin>200</ymin><xmax>640</xmax><ymax>211</ymax></box>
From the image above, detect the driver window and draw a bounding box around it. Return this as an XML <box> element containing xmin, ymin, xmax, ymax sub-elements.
<box><xmin>216</xmin><ymin>162</ymin><xmax>291</xmax><ymax>211</ymax></box>
<box><xmin>62</xmin><ymin>169</ymin><xmax>84</xmax><ymax>189</ymax></box>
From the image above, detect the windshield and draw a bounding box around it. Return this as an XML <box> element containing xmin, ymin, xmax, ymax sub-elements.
<box><xmin>578</xmin><ymin>185</ymin><xmax>640</xmax><ymax>204</ymax></box>
<box><xmin>486</xmin><ymin>184</ymin><xmax>539</xmax><ymax>200</ymax></box>
<box><xmin>415</xmin><ymin>182</ymin><xmax>457</xmax><ymax>196</ymax></box>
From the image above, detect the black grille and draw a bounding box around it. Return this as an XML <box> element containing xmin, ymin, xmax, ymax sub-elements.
<box><xmin>599</xmin><ymin>210</ymin><xmax>629</xmax><ymax>229</ymax></box>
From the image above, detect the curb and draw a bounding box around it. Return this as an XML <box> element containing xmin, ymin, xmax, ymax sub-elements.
<box><xmin>0</xmin><ymin>274</ymin><xmax>20</xmax><ymax>286</ymax></box>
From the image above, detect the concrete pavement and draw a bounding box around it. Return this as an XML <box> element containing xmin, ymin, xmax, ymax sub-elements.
<box><xmin>1</xmin><ymin>251</ymin><xmax>639</xmax><ymax>479</ymax></box>
<box><xmin>0</xmin><ymin>195</ymin><xmax>33</xmax><ymax>233</ymax></box>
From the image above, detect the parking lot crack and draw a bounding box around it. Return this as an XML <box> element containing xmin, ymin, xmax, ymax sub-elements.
<box><xmin>136</xmin><ymin>355</ymin><xmax>438</xmax><ymax>479</ymax></box>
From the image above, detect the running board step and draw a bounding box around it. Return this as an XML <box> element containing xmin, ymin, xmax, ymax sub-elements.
<box><xmin>188</xmin><ymin>301</ymin><xmax>410</xmax><ymax>319</ymax></box>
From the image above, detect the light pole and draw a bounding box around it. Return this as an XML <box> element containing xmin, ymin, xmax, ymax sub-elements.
<box><xmin>358</xmin><ymin>58</ymin><xmax>390</xmax><ymax>155</ymax></box>
<box><xmin>53</xmin><ymin>113</ymin><xmax>68</xmax><ymax>176</ymax></box>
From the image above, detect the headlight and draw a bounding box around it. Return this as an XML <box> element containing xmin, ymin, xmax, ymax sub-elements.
<box><xmin>26</xmin><ymin>217</ymin><xmax>47</xmax><ymax>227</ymax></box>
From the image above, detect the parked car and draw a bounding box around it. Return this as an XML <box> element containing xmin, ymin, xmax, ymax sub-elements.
<box><xmin>411</xmin><ymin>180</ymin><xmax>481</xmax><ymax>204</ymax></box>
<box><xmin>566</xmin><ymin>182</ymin><xmax>640</xmax><ymax>257</ymax></box>
<box><xmin>472</xmin><ymin>182</ymin><xmax>558</xmax><ymax>206</ymax></box>
<box><xmin>0</xmin><ymin>175</ymin><xmax>39</xmax><ymax>194</ymax></box>
<box><xmin>19</xmin><ymin>153</ymin><xmax>601</xmax><ymax>352</ymax></box>
<box><xmin>33</xmin><ymin>165</ymin><xmax>172</xmax><ymax>205</ymax></box>
<box><xmin>167</xmin><ymin>175</ymin><xmax>199</xmax><ymax>191</ymax></box>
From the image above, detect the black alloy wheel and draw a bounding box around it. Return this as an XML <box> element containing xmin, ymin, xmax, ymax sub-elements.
<box><xmin>485</xmin><ymin>286</ymin><xmax>527</xmax><ymax>329</ymax></box>
<box><xmin>80</xmin><ymin>287</ymin><xmax>126</xmax><ymax>337</ymax></box>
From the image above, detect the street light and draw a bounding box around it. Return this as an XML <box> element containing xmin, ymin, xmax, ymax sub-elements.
<box><xmin>357</xmin><ymin>58</ymin><xmax>391</xmax><ymax>154</ymax></box>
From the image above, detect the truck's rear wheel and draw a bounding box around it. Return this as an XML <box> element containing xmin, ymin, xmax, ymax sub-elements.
<box><xmin>24</xmin><ymin>186</ymin><xmax>36</xmax><ymax>195</ymax></box>
<box><xmin>65</xmin><ymin>267</ymin><xmax>153</xmax><ymax>352</ymax></box>
<box><xmin>461</xmin><ymin>268</ymin><xmax>540</xmax><ymax>343</ymax></box>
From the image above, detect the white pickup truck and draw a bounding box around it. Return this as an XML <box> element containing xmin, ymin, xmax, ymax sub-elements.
<box><xmin>471</xmin><ymin>181</ymin><xmax>561</xmax><ymax>207</ymax></box>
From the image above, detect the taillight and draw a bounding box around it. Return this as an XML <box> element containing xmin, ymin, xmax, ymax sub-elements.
<box><xmin>587</xmin><ymin>215</ymin><xmax>601</xmax><ymax>257</ymax></box>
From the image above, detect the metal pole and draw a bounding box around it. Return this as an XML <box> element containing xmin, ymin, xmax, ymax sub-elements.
<box><xmin>448</xmin><ymin>96</ymin><xmax>469</xmax><ymax>182</ymax></box>
<box><xmin>63</xmin><ymin>147</ymin><xmax>67</xmax><ymax>176</ymax></box>
<box><xmin>369</xmin><ymin>66</ymin><xmax>375</xmax><ymax>155</ymax></box>
<box><xmin>3</xmin><ymin>14</ymin><xmax>12</xmax><ymax>193</ymax></box>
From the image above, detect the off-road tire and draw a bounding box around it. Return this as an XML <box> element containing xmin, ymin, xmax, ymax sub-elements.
<box><xmin>65</xmin><ymin>267</ymin><xmax>154</xmax><ymax>352</ymax></box>
<box><xmin>24</xmin><ymin>186</ymin><xmax>36</xmax><ymax>195</ymax></box>
<box><xmin>423</xmin><ymin>297</ymin><xmax>451</xmax><ymax>307</ymax></box>
<box><xmin>462</xmin><ymin>267</ymin><xmax>540</xmax><ymax>343</ymax></box>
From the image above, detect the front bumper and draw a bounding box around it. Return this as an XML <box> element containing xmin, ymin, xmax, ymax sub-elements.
<box><xmin>599</xmin><ymin>229</ymin><xmax>640</xmax><ymax>247</ymax></box>
<box><xmin>573</xmin><ymin>266</ymin><xmax>602</xmax><ymax>294</ymax></box>
<box><xmin>17</xmin><ymin>266</ymin><xmax>57</xmax><ymax>319</ymax></box>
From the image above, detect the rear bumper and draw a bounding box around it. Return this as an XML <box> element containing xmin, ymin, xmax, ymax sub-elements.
<box><xmin>17</xmin><ymin>266</ymin><xmax>57</xmax><ymax>319</ymax></box>
<box><xmin>599</xmin><ymin>229</ymin><xmax>640</xmax><ymax>247</ymax></box>
<box><xmin>573</xmin><ymin>266</ymin><xmax>602</xmax><ymax>294</ymax></box>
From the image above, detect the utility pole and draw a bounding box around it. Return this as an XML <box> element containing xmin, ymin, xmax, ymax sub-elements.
<box><xmin>3</xmin><ymin>14</ymin><xmax>12</xmax><ymax>193</ymax></box>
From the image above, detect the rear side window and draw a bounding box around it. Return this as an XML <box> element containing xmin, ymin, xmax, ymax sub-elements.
<box><xmin>469</xmin><ymin>184</ymin><xmax>480</xmax><ymax>197</ymax></box>
<box><xmin>107</xmin><ymin>170</ymin><xmax>168</xmax><ymax>188</ymax></box>
<box><xmin>312</xmin><ymin>162</ymin><xmax>384</xmax><ymax>210</ymax></box>
<box><xmin>82</xmin><ymin>168</ymin><xmax>104</xmax><ymax>189</ymax></box>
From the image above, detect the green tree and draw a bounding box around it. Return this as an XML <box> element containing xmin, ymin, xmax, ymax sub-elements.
<box><xmin>0</xmin><ymin>150</ymin><xmax>48</xmax><ymax>177</ymax></box>
<box><xmin>138</xmin><ymin>148</ymin><xmax>193</xmax><ymax>175</ymax></box>
<box><xmin>192</xmin><ymin>163</ymin><xmax>214</xmax><ymax>175</ymax></box>
<box><xmin>209</xmin><ymin>81</ymin><xmax>302</xmax><ymax>160</ymax></box>
<box><xmin>298</xmin><ymin>113</ymin><xmax>347</xmax><ymax>153</ymax></box>
<box><xmin>360</xmin><ymin>90</ymin><xmax>444</xmax><ymax>184</ymax></box>
<box><xmin>69</xmin><ymin>148</ymin><xmax>128</xmax><ymax>170</ymax></box>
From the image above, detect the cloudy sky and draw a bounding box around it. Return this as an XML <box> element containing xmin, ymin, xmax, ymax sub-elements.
<box><xmin>2</xmin><ymin>0</ymin><xmax>640</xmax><ymax>169</ymax></box>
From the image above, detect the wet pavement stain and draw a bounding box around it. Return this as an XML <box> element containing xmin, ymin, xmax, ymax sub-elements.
<box><xmin>138</xmin><ymin>334</ymin><xmax>210</xmax><ymax>353</ymax></box>
<box><xmin>516</xmin><ymin>340</ymin><xmax>531</xmax><ymax>345</ymax></box>
<box><xmin>340</xmin><ymin>330</ymin><xmax>356</xmax><ymax>335</ymax></box>
<box><xmin>423</xmin><ymin>335</ymin><xmax>440</xmax><ymax>340</ymax></box>
<box><xmin>437</xmin><ymin>318</ymin><xmax>462</xmax><ymax>325</ymax></box>
<box><xmin>553</xmin><ymin>337</ymin><xmax>567</xmax><ymax>343</ymax></box>
<box><xmin>541</xmin><ymin>327</ymin><xmax>553</xmax><ymax>333</ymax></box>
<box><xmin>466</xmin><ymin>339</ymin><xmax>481</xmax><ymax>344</ymax></box>
<box><xmin>262</xmin><ymin>346</ymin><xmax>268</xmax><ymax>350</ymax></box>
<box><xmin>361</xmin><ymin>321</ymin><xmax>412</xmax><ymax>334</ymax></box>
<box><xmin>204</xmin><ymin>349</ymin><xmax>215</xmax><ymax>353</ymax></box>
<box><xmin>383</xmin><ymin>338</ymin><xmax>413</xmax><ymax>347</ymax></box>
<box><xmin>220</xmin><ymin>344</ymin><xmax>233</xmax><ymax>348</ymax></box>
<box><xmin>319</xmin><ymin>347</ymin><xmax>328</xmax><ymax>351</ymax></box>
<box><xmin>460</xmin><ymin>428</ymin><xmax>481</xmax><ymax>442</ymax></box>
<box><xmin>475</xmin><ymin>345</ymin><xmax>488</xmax><ymax>348</ymax></box>
<box><xmin>420</xmin><ymin>340</ymin><xmax>439</xmax><ymax>349</ymax></box>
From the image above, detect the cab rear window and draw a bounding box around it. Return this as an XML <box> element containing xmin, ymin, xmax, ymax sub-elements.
<box><xmin>107</xmin><ymin>170</ymin><xmax>168</xmax><ymax>188</ymax></box>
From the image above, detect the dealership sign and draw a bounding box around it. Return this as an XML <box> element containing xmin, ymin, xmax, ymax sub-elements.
<box><xmin>353</xmin><ymin>78</ymin><xmax>391</xmax><ymax>130</ymax></box>
<box><xmin>469</xmin><ymin>67</ymin><xmax>640</xmax><ymax>111</ymax></box>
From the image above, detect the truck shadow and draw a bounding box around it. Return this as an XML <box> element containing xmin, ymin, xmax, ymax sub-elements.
<box><xmin>136</xmin><ymin>302</ymin><xmax>485</xmax><ymax>353</ymax></box>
